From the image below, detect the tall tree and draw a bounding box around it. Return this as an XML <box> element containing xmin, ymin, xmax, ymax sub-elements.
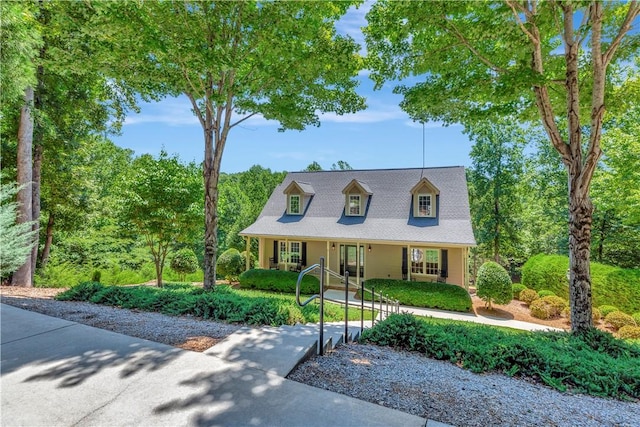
<box><xmin>365</xmin><ymin>1</ymin><xmax>640</xmax><ymax>332</ymax></box>
<box><xmin>1</xmin><ymin>2</ymin><xmax>41</xmax><ymax>286</ymax></box>
<box><xmin>467</xmin><ymin>120</ymin><xmax>526</xmax><ymax>264</ymax></box>
<box><xmin>117</xmin><ymin>151</ymin><xmax>203</xmax><ymax>287</ymax></box>
<box><xmin>94</xmin><ymin>1</ymin><xmax>366</xmax><ymax>289</ymax></box>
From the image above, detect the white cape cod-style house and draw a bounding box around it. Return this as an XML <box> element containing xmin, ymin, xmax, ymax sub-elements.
<box><xmin>240</xmin><ymin>167</ymin><xmax>476</xmax><ymax>288</ymax></box>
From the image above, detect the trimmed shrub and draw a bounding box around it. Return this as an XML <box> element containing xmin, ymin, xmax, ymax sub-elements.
<box><xmin>512</xmin><ymin>284</ymin><xmax>527</xmax><ymax>299</ymax></box>
<box><xmin>618</xmin><ymin>325</ymin><xmax>640</xmax><ymax>340</ymax></box>
<box><xmin>599</xmin><ymin>305</ymin><xmax>620</xmax><ymax>317</ymax></box>
<box><xmin>538</xmin><ymin>289</ymin><xmax>556</xmax><ymax>298</ymax></box>
<box><xmin>604</xmin><ymin>311</ymin><xmax>637</xmax><ymax>331</ymax></box>
<box><xmin>358</xmin><ymin>278</ymin><xmax>472</xmax><ymax>313</ymax></box>
<box><xmin>521</xmin><ymin>254</ymin><xmax>640</xmax><ymax>314</ymax></box>
<box><xmin>476</xmin><ymin>261</ymin><xmax>512</xmax><ymax>310</ymax></box>
<box><xmin>530</xmin><ymin>299</ymin><xmax>553</xmax><ymax>320</ymax></box>
<box><xmin>519</xmin><ymin>288</ymin><xmax>539</xmax><ymax>305</ymax></box>
<box><xmin>216</xmin><ymin>248</ymin><xmax>244</xmax><ymax>283</ymax></box>
<box><xmin>170</xmin><ymin>249</ymin><xmax>199</xmax><ymax>281</ymax></box>
<box><xmin>239</xmin><ymin>269</ymin><xmax>319</xmax><ymax>294</ymax></box>
<box><xmin>530</xmin><ymin>296</ymin><xmax>568</xmax><ymax>320</ymax></box>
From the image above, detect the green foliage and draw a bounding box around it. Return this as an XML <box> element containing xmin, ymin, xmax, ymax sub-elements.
<box><xmin>618</xmin><ymin>326</ymin><xmax>640</xmax><ymax>340</ymax></box>
<box><xmin>216</xmin><ymin>248</ymin><xmax>244</xmax><ymax>283</ymax></box>
<box><xmin>117</xmin><ymin>151</ymin><xmax>203</xmax><ymax>287</ymax></box>
<box><xmin>511</xmin><ymin>284</ymin><xmax>527</xmax><ymax>300</ymax></box>
<box><xmin>239</xmin><ymin>269</ymin><xmax>319</xmax><ymax>295</ymax></box>
<box><xmin>522</xmin><ymin>254</ymin><xmax>640</xmax><ymax>314</ymax></box>
<box><xmin>633</xmin><ymin>313</ymin><xmax>640</xmax><ymax>325</ymax></box>
<box><xmin>467</xmin><ymin>120</ymin><xmax>526</xmax><ymax>262</ymax></box>
<box><xmin>518</xmin><ymin>289</ymin><xmax>539</xmax><ymax>305</ymax></box>
<box><xmin>240</xmin><ymin>251</ymin><xmax>256</xmax><ymax>270</ymax></box>
<box><xmin>217</xmin><ymin>166</ymin><xmax>287</xmax><ymax>253</ymax></box>
<box><xmin>55</xmin><ymin>282</ymin><xmax>374</xmax><ymax>326</ymax></box>
<box><xmin>35</xmin><ymin>262</ymin><xmax>89</xmax><ymax>288</ymax></box>
<box><xmin>538</xmin><ymin>290</ymin><xmax>556</xmax><ymax>298</ymax></box>
<box><xmin>605</xmin><ymin>311</ymin><xmax>637</xmax><ymax>331</ymax></box>
<box><xmin>357</xmin><ymin>278</ymin><xmax>472</xmax><ymax>313</ymax></box>
<box><xmin>361</xmin><ymin>314</ymin><xmax>640</xmax><ymax>400</ymax></box>
<box><xmin>0</xmin><ymin>2</ymin><xmax>41</xmax><ymax>106</ymax></box>
<box><xmin>599</xmin><ymin>305</ymin><xmax>620</xmax><ymax>317</ymax></box>
<box><xmin>55</xmin><ymin>281</ymin><xmax>104</xmax><ymax>301</ymax></box>
<box><xmin>0</xmin><ymin>179</ymin><xmax>38</xmax><ymax>278</ymax></box>
<box><xmin>530</xmin><ymin>296</ymin><xmax>568</xmax><ymax>320</ymax></box>
<box><xmin>476</xmin><ymin>261</ymin><xmax>512</xmax><ymax>309</ymax></box>
<box><xmin>170</xmin><ymin>249</ymin><xmax>199</xmax><ymax>281</ymax></box>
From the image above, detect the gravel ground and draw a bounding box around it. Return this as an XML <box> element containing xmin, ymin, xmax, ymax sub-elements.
<box><xmin>2</xmin><ymin>287</ymin><xmax>639</xmax><ymax>427</ymax></box>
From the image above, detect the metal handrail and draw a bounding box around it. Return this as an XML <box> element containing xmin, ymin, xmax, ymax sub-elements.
<box><xmin>295</xmin><ymin>263</ymin><xmax>321</xmax><ymax>307</ymax></box>
<box><xmin>296</xmin><ymin>257</ymin><xmax>402</xmax><ymax>357</ymax></box>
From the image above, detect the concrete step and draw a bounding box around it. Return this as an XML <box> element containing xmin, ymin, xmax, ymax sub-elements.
<box><xmin>206</xmin><ymin>322</ymin><xmax>368</xmax><ymax>378</ymax></box>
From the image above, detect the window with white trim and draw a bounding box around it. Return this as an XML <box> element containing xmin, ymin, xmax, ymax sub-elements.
<box><xmin>279</xmin><ymin>241</ymin><xmax>301</xmax><ymax>263</ymax></box>
<box><xmin>410</xmin><ymin>248</ymin><xmax>439</xmax><ymax>275</ymax></box>
<box><xmin>289</xmin><ymin>194</ymin><xmax>300</xmax><ymax>214</ymax></box>
<box><xmin>348</xmin><ymin>194</ymin><xmax>361</xmax><ymax>216</ymax></box>
<box><xmin>417</xmin><ymin>194</ymin><xmax>432</xmax><ymax>217</ymax></box>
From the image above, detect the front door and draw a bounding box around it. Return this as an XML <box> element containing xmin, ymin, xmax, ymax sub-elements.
<box><xmin>340</xmin><ymin>245</ymin><xmax>365</xmax><ymax>278</ymax></box>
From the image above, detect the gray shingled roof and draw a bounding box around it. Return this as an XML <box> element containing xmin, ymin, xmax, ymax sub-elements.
<box><xmin>240</xmin><ymin>167</ymin><xmax>476</xmax><ymax>246</ymax></box>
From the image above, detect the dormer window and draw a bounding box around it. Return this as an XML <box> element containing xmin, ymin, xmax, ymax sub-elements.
<box><xmin>411</xmin><ymin>177</ymin><xmax>439</xmax><ymax>218</ymax></box>
<box><xmin>342</xmin><ymin>179</ymin><xmax>372</xmax><ymax>217</ymax></box>
<box><xmin>417</xmin><ymin>194</ymin><xmax>432</xmax><ymax>217</ymax></box>
<box><xmin>283</xmin><ymin>180</ymin><xmax>314</xmax><ymax>215</ymax></box>
<box><xmin>289</xmin><ymin>195</ymin><xmax>301</xmax><ymax>214</ymax></box>
<box><xmin>348</xmin><ymin>194</ymin><xmax>361</xmax><ymax>216</ymax></box>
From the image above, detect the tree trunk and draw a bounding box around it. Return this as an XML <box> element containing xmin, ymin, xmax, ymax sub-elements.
<box><xmin>12</xmin><ymin>87</ymin><xmax>35</xmax><ymax>287</ymax></box>
<box><xmin>31</xmin><ymin>143</ymin><xmax>43</xmax><ymax>279</ymax></box>
<box><xmin>155</xmin><ymin>258</ymin><xmax>163</xmax><ymax>288</ymax></box>
<box><xmin>493</xmin><ymin>199</ymin><xmax>500</xmax><ymax>263</ymax></box>
<box><xmin>40</xmin><ymin>211</ymin><xmax>55</xmax><ymax>270</ymax></box>
<box><xmin>567</xmin><ymin>173</ymin><xmax>594</xmax><ymax>332</ymax></box>
<box><xmin>203</xmin><ymin>123</ymin><xmax>218</xmax><ymax>290</ymax></box>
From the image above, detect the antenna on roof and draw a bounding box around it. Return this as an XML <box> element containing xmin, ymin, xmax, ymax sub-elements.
<box><xmin>421</xmin><ymin>121</ymin><xmax>426</xmax><ymax>178</ymax></box>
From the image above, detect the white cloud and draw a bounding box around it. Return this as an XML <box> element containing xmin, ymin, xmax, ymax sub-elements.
<box><xmin>319</xmin><ymin>106</ymin><xmax>406</xmax><ymax>124</ymax></box>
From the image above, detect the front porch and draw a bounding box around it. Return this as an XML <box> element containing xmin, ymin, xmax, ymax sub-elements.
<box><xmin>243</xmin><ymin>237</ymin><xmax>470</xmax><ymax>288</ymax></box>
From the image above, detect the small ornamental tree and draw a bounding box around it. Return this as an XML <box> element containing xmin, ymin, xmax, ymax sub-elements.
<box><xmin>476</xmin><ymin>261</ymin><xmax>512</xmax><ymax>310</ymax></box>
<box><xmin>216</xmin><ymin>248</ymin><xmax>244</xmax><ymax>284</ymax></box>
<box><xmin>170</xmin><ymin>249</ymin><xmax>199</xmax><ymax>282</ymax></box>
<box><xmin>1</xmin><ymin>180</ymin><xmax>37</xmax><ymax>278</ymax></box>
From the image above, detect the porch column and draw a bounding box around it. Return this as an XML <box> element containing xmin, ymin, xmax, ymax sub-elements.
<box><xmin>245</xmin><ymin>237</ymin><xmax>251</xmax><ymax>271</ymax></box>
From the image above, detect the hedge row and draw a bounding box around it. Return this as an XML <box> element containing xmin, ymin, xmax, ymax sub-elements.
<box><xmin>55</xmin><ymin>281</ymin><xmax>354</xmax><ymax>326</ymax></box>
<box><xmin>361</xmin><ymin>314</ymin><xmax>640</xmax><ymax>400</ymax></box>
<box><xmin>238</xmin><ymin>269</ymin><xmax>320</xmax><ymax>294</ymax></box>
<box><xmin>522</xmin><ymin>254</ymin><xmax>640</xmax><ymax>314</ymax></box>
<box><xmin>357</xmin><ymin>278</ymin><xmax>472</xmax><ymax>313</ymax></box>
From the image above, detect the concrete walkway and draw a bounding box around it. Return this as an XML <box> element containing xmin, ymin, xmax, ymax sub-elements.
<box><xmin>1</xmin><ymin>304</ymin><xmax>439</xmax><ymax>427</ymax></box>
<box><xmin>323</xmin><ymin>289</ymin><xmax>563</xmax><ymax>332</ymax></box>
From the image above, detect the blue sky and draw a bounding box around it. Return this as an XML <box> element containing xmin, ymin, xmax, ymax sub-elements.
<box><xmin>110</xmin><ymin>2</ymin><xmax>473</xmax><ymax>174</ymax></box>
